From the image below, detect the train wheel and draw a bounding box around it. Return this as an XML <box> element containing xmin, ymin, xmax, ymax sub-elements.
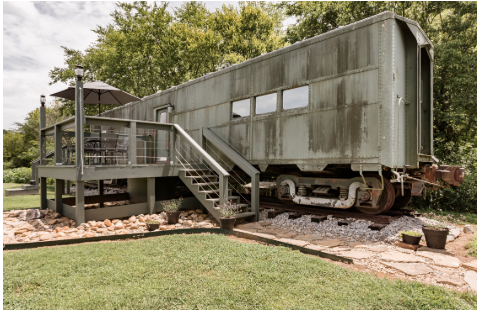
<box><xmin>357</xmin><ymin>174</ymin><xmax>395</xmax><ymax>215</ymax></box>
<box><xmin>391</xmin><ymin>188</ymin><xmax>412</xmax><ymax>210</ymax></box>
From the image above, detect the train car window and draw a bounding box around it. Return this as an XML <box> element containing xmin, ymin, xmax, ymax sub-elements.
<box><xmin>232</xmin><ymin>98</ymin><xmax>250</xmax><ymax>118</ymax></box>
<box><xmin>256</xmin><ymin>93</ymin><xmax>277</xmax><ymax>114</ymax></box>
<box><xmin>283</xmin><ymin>86</ymin><xmax>309</xmax><ymax>110</ymax></box>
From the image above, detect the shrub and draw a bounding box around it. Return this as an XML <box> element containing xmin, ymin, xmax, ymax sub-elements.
<box><xmin>146</xmin><ymin>220</ymin><xmax>159</xmax><ymax>224</ymax></box>
<box><xmin>425</xmin><ymin>223</ymin><xmax>448</xmax><ymax>230</ymax></box>
<box><xmin>217</xmin><ymin>200</ymin><xmax>241</xmax><ymax>218</ymax></box>
<box><xmin>399</xmin><ymin>231</ymin><xmax>422</xmax><ymax>238</ymax></box>
<box><xmin>3</xmin><ymin>167</ymin><xmax>31</xmax><ymax>184</ymax></box>
<box><xmin>162</xmin><ymin>197</ymin><xmax>183</xmax><ymax>212</ymax></box>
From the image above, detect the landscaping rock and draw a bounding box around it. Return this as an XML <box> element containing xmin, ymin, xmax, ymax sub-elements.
<box><xmin>464</xmin><ymin>225</ymin><xmax>474</xmax><ymax>234</ymax></box>
<box><xmin>463</xmin><ymin>261</ymin><xmax>477</xmax><ymax>272</ymax></box>
<box><xmin>437</xmin><ymin>275</ymin><xmax>465</xmax><ymax>287</ymax></box>
<box><xmin>275</xmin><ymin>231</ymin><xmax>298</xmax><ymax>239</ymax></box>
<box><xmin>367</xmin><ymin>246</ymin><xmax>388</xmax><ymax>253</ymax></box>
<box><xmin>39</xmin><ymin>233</ymin><xmax>53</xmax><ymax>241</ymax></box>
<box><xmin>395</xmin><ymin>241</ymin><xmax>421</xmax><ymax>251</ymax></box>
<box><xmin>340</xmin><ymin>251</ymin><xmax>375</xmax><ymax>260</ymax></box>
<box><xmin>305</xmin><ymin>244</ymin><xmax>328</xmax><ymax>251</ymax></box>
<box><xmin>416</xmin><ymin>251</ymin><xmax>461</xmax><ymax>268</ymax></box>
<box><xmin>253</xmin><ymin>233</ymin><xmax>277</xmax><ymax>239</ymax></box>
<box><xmin>159</xmin><ymin>225</ymin><xmax>167</xmax><ymax>231</ymax></box>
<box><xmin>464</xmin><ymin>271</ymin><xmax>477</xmax><ymax>292</ymax></box>
<box><xmin>52</xmin><ymin>212</ymin><xmax>62</xmax><ymax>219</ymax></box>
<box><xmin>48</xmin><ymin>219</ymin><xmax>57</xmax><ymax>225</ymax></box>
<box><xmin>97</xmin><ymin>228</ymin><xmax>107</xmax><ymax>233</ymax></box>
<box><xmin>19</xmin><ymin>209</ymin><xmax>46</xmax><ymax>221</ymax></box>
<box><xmin>236</xmin><ymin>222</ymin><xmax>264</xmax><ymax>230</ymax></box>
<box><xmin>348</xmin><ymin>242</ymin><xmax>366</xmax><ymax>248</ymax></box>
<box><xmin>83</xmin><ymin>232</ymin><xmax>95</xmax><ymax>238</ymax></box>
<box><xmin>294</xmin><ymin>234</ymin><xmax>323</xmax><ymax>242</ymax></box>
<box><xmin>382</xmin><ymin>262</ymin><xmax>433</xmax><ymax>276</ymax></box>
<box><xmin>104</xmin><ymin>219</ymin><xmax>112</xmax><ymax>227</ymax></box>
<box><xmin>380</xmin><ymin>251</ymin><xmax>426</xmax><ymax>263</ymax></box>
<box><xmin>417</xmin><ymin>246</ymin><xmax>454</xmax><ymax>256</ymax></box>
<box><xmin>311</xmin><ymin>239</ymin><xmax>344</xmax><ymax>248</ymax></box>
<box><xmin>112</xmin><ymin>219</ymin><xmax>120</xmax><ymax>224</ymax></box>
<box><xmin>278</xmin><ymin>238</ymin><xmax>309</xmax><ymax>247</ymax></box>
<box><xmin>114</xmin><ymin>222</ymin><xmax>123</xmax><ymax>230</ymax></box>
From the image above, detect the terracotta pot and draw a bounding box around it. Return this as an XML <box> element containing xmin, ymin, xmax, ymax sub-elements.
<box><xmin>402</xmin><ymin>234</ymin><xmax>422</xmax><ymax>245</ymax></box>
<box><xmin>422</xmin><ymin>227</ymin><xmax>449</xmax><ymax>249</ymax></box>
<box><xmin>166</xmin><ymin>211</ymin><xmax>181</xmax><ymax>224</ymax></box>
<box><xmin>220</xmin><ymin>217</ymin><xmax>236</xmax><ymax>230</ymax></box>
<box><xmin>146</xmin><ymin>223</ymin><xmax>160</xmax><ymax>231</ymax></box>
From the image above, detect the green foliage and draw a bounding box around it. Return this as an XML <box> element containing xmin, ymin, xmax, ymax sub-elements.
<box><xmin>49</xmin><ymin>1</ymin><xmax>286</xmax><ymax>117</ymax></box>
<box><xmin>3</xmin><ymin>183</ymin><xmax>64</xmax><ymax>212</ymax></box>
<box><xmin>162</xmin><ymin>197</ymin><xmax>183</xmax><ymax>212</ymax></box>
<box><xmin>3</xmin><ymin>168</ymin><xmax>31</xmax><ymax>184</ymax></box>
<box><xmin>4</xmin><ymin>234</ymin><xmax>477</xmax><ymax>309</ymax></box>
<box><xmin>465</xmin><ymin>234</ymin><xmax>477</xmax><ymax>258</ymax></box>
<box><xmin>281</xmin><ymin>1</ymin><xmax>477</xmax><ymax>212</ymax></box>
<box><xmin>217</xmin><ymin>200</ymin><xmax>241</xmax><ymax>218</ymax></box>
<box><xmin>146</xmin><ymin>220</ymin><xmax>160</xmax><ymax>224</ymax></box>
<box><xmin>425</xmin><ymin>223</ymin><xmax>448</xmax><ymax>230</ymax></box>
<box><xmin>399</xmin><ymin>231</ymin><xmax>422</xmax><ymax>238</ymax></box>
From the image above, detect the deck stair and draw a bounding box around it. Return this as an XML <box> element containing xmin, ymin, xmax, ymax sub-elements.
<box><xmin>178</xmin><ymin>168</ymin><xmax>256</xmax><ymax>220</ymax></box>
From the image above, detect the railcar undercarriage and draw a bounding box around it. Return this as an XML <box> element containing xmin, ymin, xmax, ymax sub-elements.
<box><xmin>247</xmin><ymin>163</ymin><xmax>465</xmax><ymax>215</ymax></box>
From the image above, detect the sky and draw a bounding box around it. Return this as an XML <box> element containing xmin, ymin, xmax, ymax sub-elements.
<box><xmin>2</xmin><ymin>1</ymin><xmax>245</xmax><ymax>130</ymax></box>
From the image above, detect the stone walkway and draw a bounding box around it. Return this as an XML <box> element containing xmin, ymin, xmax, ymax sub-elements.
<box><xmin>235</xmin><ymin>219</ymin><xmax>477</xmax><ymax>293</ymax></box>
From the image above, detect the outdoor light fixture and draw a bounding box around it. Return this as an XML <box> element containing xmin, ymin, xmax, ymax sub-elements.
<box><xmin>168</xmin><ymin>102</ymin><xmax>175</xmax><ymax>111</ymax></box>
<box><xmin>75</xmin><ymin>65</ymin><xmax>84</xmax><ymax>80</ymax></box>
<box><xmin>40</xmin><ymin>94</ymin><xmax>46</xmax><ymax>107</ymax></box>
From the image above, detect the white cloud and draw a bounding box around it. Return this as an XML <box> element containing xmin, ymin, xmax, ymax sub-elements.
<box><xmin>2</xmin><ymin>1</ymin><xmax>241</xmax><ymax>129</ymax></box>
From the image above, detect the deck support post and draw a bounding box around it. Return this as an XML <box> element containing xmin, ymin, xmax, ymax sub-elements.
<box><xmin>251</xmin><ymin>173</ymin><xmax>260</xmax><ymax>221</ymax></box>
<box><xmin>75</xmin><ymin>181</ymin><xmax>85</xmax><ymax>225</ymax></box>
<box><xmin>147</xmin><ymin>177</ymin><xmax>155</xmax><ymax>215</ymax></box>
<box><xmin>98</xmin><ymin>180</ymin><xmax>104</xmax><ymax>208</ymax></box>
<box><xmin>55</xmin><ymin>179</ymin><xmax>64</xmax><ymax>214</ymax></box>
<box><xmin>40</xmin><ymin>177</ymin><xmax>47</xmax><ymax>210</ymax></box>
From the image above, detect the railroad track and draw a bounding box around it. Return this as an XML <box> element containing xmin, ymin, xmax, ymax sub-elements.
<box><xmin>251</xmin><ymin>196</ymin><xmax>416</xmax><ymax>225</ymax></box>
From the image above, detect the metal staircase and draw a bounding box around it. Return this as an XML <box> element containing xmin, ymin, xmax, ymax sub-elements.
<box><xmin>178</xmin><ymin>168</ymin><xmax>256</xmax><ymax>220</ymax></box>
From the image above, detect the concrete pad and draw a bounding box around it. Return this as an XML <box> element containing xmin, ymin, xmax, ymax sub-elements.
<box><xmin>437</xmin><ymin>275</ymin><xmax>465</xmax><ymax>287</ymax></box>
<box><xmin>327</xmin><ymin>246</ymin><xmax>351</xmax><ymax>252</ymax></box>
<box><xmin>4</xmin><ymin>189</ymin><xmax>39</xmax><ymax>196</ymax></box>
<box><xmin>367</xmin><ymin>246</ymin><xmax>388</xmax><ymax>253</ymax></box>
<box><xmin>235</xmin><ymin>228</ymin><xmax>257</xmax><ymax>233</ymax></box>
<box><xmin>278</xmin><ymin>238</ymin><xmax>309</xmax><ymax>247</ymax></box>
<box><xmin>311</xmin><ymin>239</ymin><xmax>344</xmax><ymax>248</ymax></box>
<box><xmin>462</xmin><ymin>261</ymin><xmax>477</xmax><ymax>272</ymax></box>
<box><xmin>416</xmin><ymin>251</ymin><xmax>461</xmax><ymax>268</ymax></box>
<box><xmin>256</xmin><ymin>229</ymin><xmax>281</xmax><ymax>235</ymax></box>
<box><xmin>431</xmin><ymin>265</ymin><xmax>451</xmax><ymax>273</ymax></box>
<box><xmin>294</xmin><ymin>234</ymin><xmax>323</xmax><ymax>242</ymax></box>
<box><xmin>305</xmin><ymin>244</ymin><xmax>327</xmax><ymax>251</ymax></box>
<box><xmin>380</xmin><ymin>251</ymin><xmax>426</xmax><ymax>263</ymax></box>
<box><xmin>258</xmin><ymin>221</ymin><xmax>272</xmax><ymax>226</ymax></box>
<box><xmin>252</xmin><ymin>233</ymin><xmax>277</xmax><ymax>239</ymax></box>
<box><xmin>382</xmin><ymin>262</ymin><xmax>433</xmax><ymax>276</ymax></box>
<box><xmin>464</xmin><ymin>271</ymin><xmax>477</xmax><ymax>292</ymax></box>
<box><xmin>417</xmin><ymin>246</ymin><xmax>454</xmax><ymax>256</ymax></box>
<box><xmin>21</xmin><ymin>184</ymin><xmax>39</xmax><ymax>190</ymax></box>
<box><xmin>340</xmin><ymin>251</ymin><xmax>375</xmax><ymax>260</ymax></box>
<box><xmin>236</xmin><ymin>222</ymin><xmax>264</xmax><ymax>230</ymax></box>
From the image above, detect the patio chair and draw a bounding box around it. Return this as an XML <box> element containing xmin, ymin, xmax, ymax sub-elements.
<box><xmin>115</xmin><ymin>136</ymin><xmax>129</xmax><ymax>165</ymax></box>
<box><xmin>97</xmin><ymin>133</ymin><xmax>119</xmax><ymax>165</ymax></box>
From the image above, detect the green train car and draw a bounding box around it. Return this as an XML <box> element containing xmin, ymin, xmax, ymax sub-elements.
<box><xmin>103</xmin><ymin>11</ymin><xmax>464</xmax><ymax>214</ymax></box>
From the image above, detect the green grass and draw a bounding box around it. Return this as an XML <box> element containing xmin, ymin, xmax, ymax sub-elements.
<box><xmin>416</xmin><ymin>208</ymin><xmax>477</xmax><ymax>225</ymax></box>
<box><xmin>466</xmin><ymin>234</ymin><xmax>477</xmax><ymax>258</ymax></box>
<box><xmin>4</xmin><ymin>234</ymin><xmax>477</xmax><ymax>310</ymax></box>
<box><xmin>3</xmin><ymin>183</ymin><xmax>64</xmax><ymax>212</ymax></box>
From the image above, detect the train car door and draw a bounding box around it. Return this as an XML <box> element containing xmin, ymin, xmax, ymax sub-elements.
<box><xmin>419</xmin><ymin>47</ymin><xmax>432</xmax><ymax>155</ymax></box>
<box><xmin>154</xmin><ymin>107</ymin><xmax>168</xmax><ymax>163</ymax></box>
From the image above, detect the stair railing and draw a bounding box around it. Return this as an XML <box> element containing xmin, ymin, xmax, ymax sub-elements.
<box><xmin>172</xmin><ymin>125</ymin><xmax>229</xmax><ymax>205</ymax></box>
<box><xmin>202</xmin><ymin>128</ymin><xmax>260</xmax><ymax>221</ymax></box>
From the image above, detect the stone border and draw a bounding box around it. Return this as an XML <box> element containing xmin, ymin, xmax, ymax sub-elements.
<box><xmin>3</xmin><ymin>228</ymin><xmax>353</xmax><ymax>264</ymax></box>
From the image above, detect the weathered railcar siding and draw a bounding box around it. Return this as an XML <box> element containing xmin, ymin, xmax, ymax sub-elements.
<box><xmin>103</xmin><ymin>12</ymin><xmax>432</xmax><ymax>171</ymax></box>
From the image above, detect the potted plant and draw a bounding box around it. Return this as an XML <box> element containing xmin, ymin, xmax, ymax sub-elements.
<box><xmin>146</xmin><ymin>220</ymin><xmax>160</xmax><ymax>231</ymax></box>
<box><xmin>162</xmin><ymin>197</ymin><xmax>183</xmax><ymax>224</ymax></box>
<box><xmin>217</xmin><ymin>200</ymin><xmax>241</xmax><ymax>230</ymax></box>
<box><xmin>422</xmin><ymin>223</ymin><xmax>449</xmax><ymax>249</ymax></box>
<box><xmin>399</xmin><ymin>230</ymin><xmax>422</xmax><ymax>245</ymax></box>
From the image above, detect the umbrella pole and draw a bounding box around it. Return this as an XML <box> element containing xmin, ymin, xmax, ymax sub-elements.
<box><xmin>98</xmin><ymin>93</ymin><xmax>102</xmax><ymax>164</ymax></box>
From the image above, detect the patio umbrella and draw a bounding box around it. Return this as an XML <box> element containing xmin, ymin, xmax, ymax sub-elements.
<box><xmin>51</xmin><ymin>81</ymin><xmax>140</xmax><ymax>164</ymax></box>
<box><xmin>50</xmin><ymin>81</ymin><xmax>140</xmax><ymax>116</ymax></box>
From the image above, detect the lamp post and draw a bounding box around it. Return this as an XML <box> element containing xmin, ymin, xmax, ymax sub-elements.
<box><xmin>75</xmin><ymin>65</ymin><xmax>84</xmax><ymax>174</ymax></box>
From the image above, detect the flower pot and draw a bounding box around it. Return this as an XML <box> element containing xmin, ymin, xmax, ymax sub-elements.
<box><xmin>220</xmin><ymin>217</ymin><xmax>236</xmax><ymax>230</ymax></box>
<box><xmin>402</xmin><ymin>234</ymin><xmax>422</xmax><ymax>245</ymax></box>
<box><xmin>422</xmin><ymin>227</ymin><xmax>449</xmax><ymax>249</ymax></box>
<box><xmin>166</xmin><ymin>211</ymin><xmax>180</xmax><ymax>224</ymax></box>
<box><xmin>146</xmin><ymin>223</ymin><xmax>159</xmax><ymax>231</ymax></box>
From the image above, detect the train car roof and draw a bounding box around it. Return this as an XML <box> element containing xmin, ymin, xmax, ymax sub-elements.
<box><xmin>106</xmin><ymin>11</ymin><xmax>432</xmax><ymax>113</ymax></box>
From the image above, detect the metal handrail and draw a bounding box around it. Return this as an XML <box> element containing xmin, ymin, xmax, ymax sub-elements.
<box><xmin>202</xmin><ymin>127</ymin><xmax>259</xmax><ymax>220</ymax></box>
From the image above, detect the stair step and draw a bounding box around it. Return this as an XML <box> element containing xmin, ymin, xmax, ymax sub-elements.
<box><xmin>194</xmin><ymin>182</ymin><xmax>219</xmax><ymax>187</ymax></box>
<box><xmin>185</xmin><ymin>175</ymin><xmax>216</xmax><ymax>179</ymax></box>
<box><xmin>199</xmin><ymin>189</ymin><xmax>233</xmax><ymax>195</ymax></box>
<box><xmin>235</xmin><ymin>212</ymin><xmax>257</xmax><ymax>219</ymax></box>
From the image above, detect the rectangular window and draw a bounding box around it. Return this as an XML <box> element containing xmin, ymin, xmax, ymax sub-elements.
<box><xmin>283</xmin><ymin>85</ymin><xmax>309</xmax><ymax>110</ymax></box>
<box><xmin>256</xmin><ymin>93</ymin><xmax>277</xmax><ymax>114</ymax></box>
<box><xmin>232</xmin><ymin>99</ymin><xmax>250</xmax><ymax>118</ymax></box>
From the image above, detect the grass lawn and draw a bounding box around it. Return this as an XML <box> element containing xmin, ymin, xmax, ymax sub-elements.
<box><xmin>466</xmin><ymin>234</ymin><xmax>477</xmax><ymax>258</ymax></box>
<box><xmin>416</xmin><ymin>207</ymin><xmax>477</xmax><ymax>225</ymax></box>
<box><xmin>4</xmin><ymin>234</ymin><xmax>477</xmax><ymax>310</ymax></box>
<box><xmin>3</xmin><ymin>183</ymin><xmax>63</xmax><ymax>212</ymax></box>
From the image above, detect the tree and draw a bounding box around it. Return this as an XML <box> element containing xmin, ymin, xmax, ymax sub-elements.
<box><xmin>49</xmin><ymin>1</ymin><xmax>286</xmax><ymax>117</ymax></box>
